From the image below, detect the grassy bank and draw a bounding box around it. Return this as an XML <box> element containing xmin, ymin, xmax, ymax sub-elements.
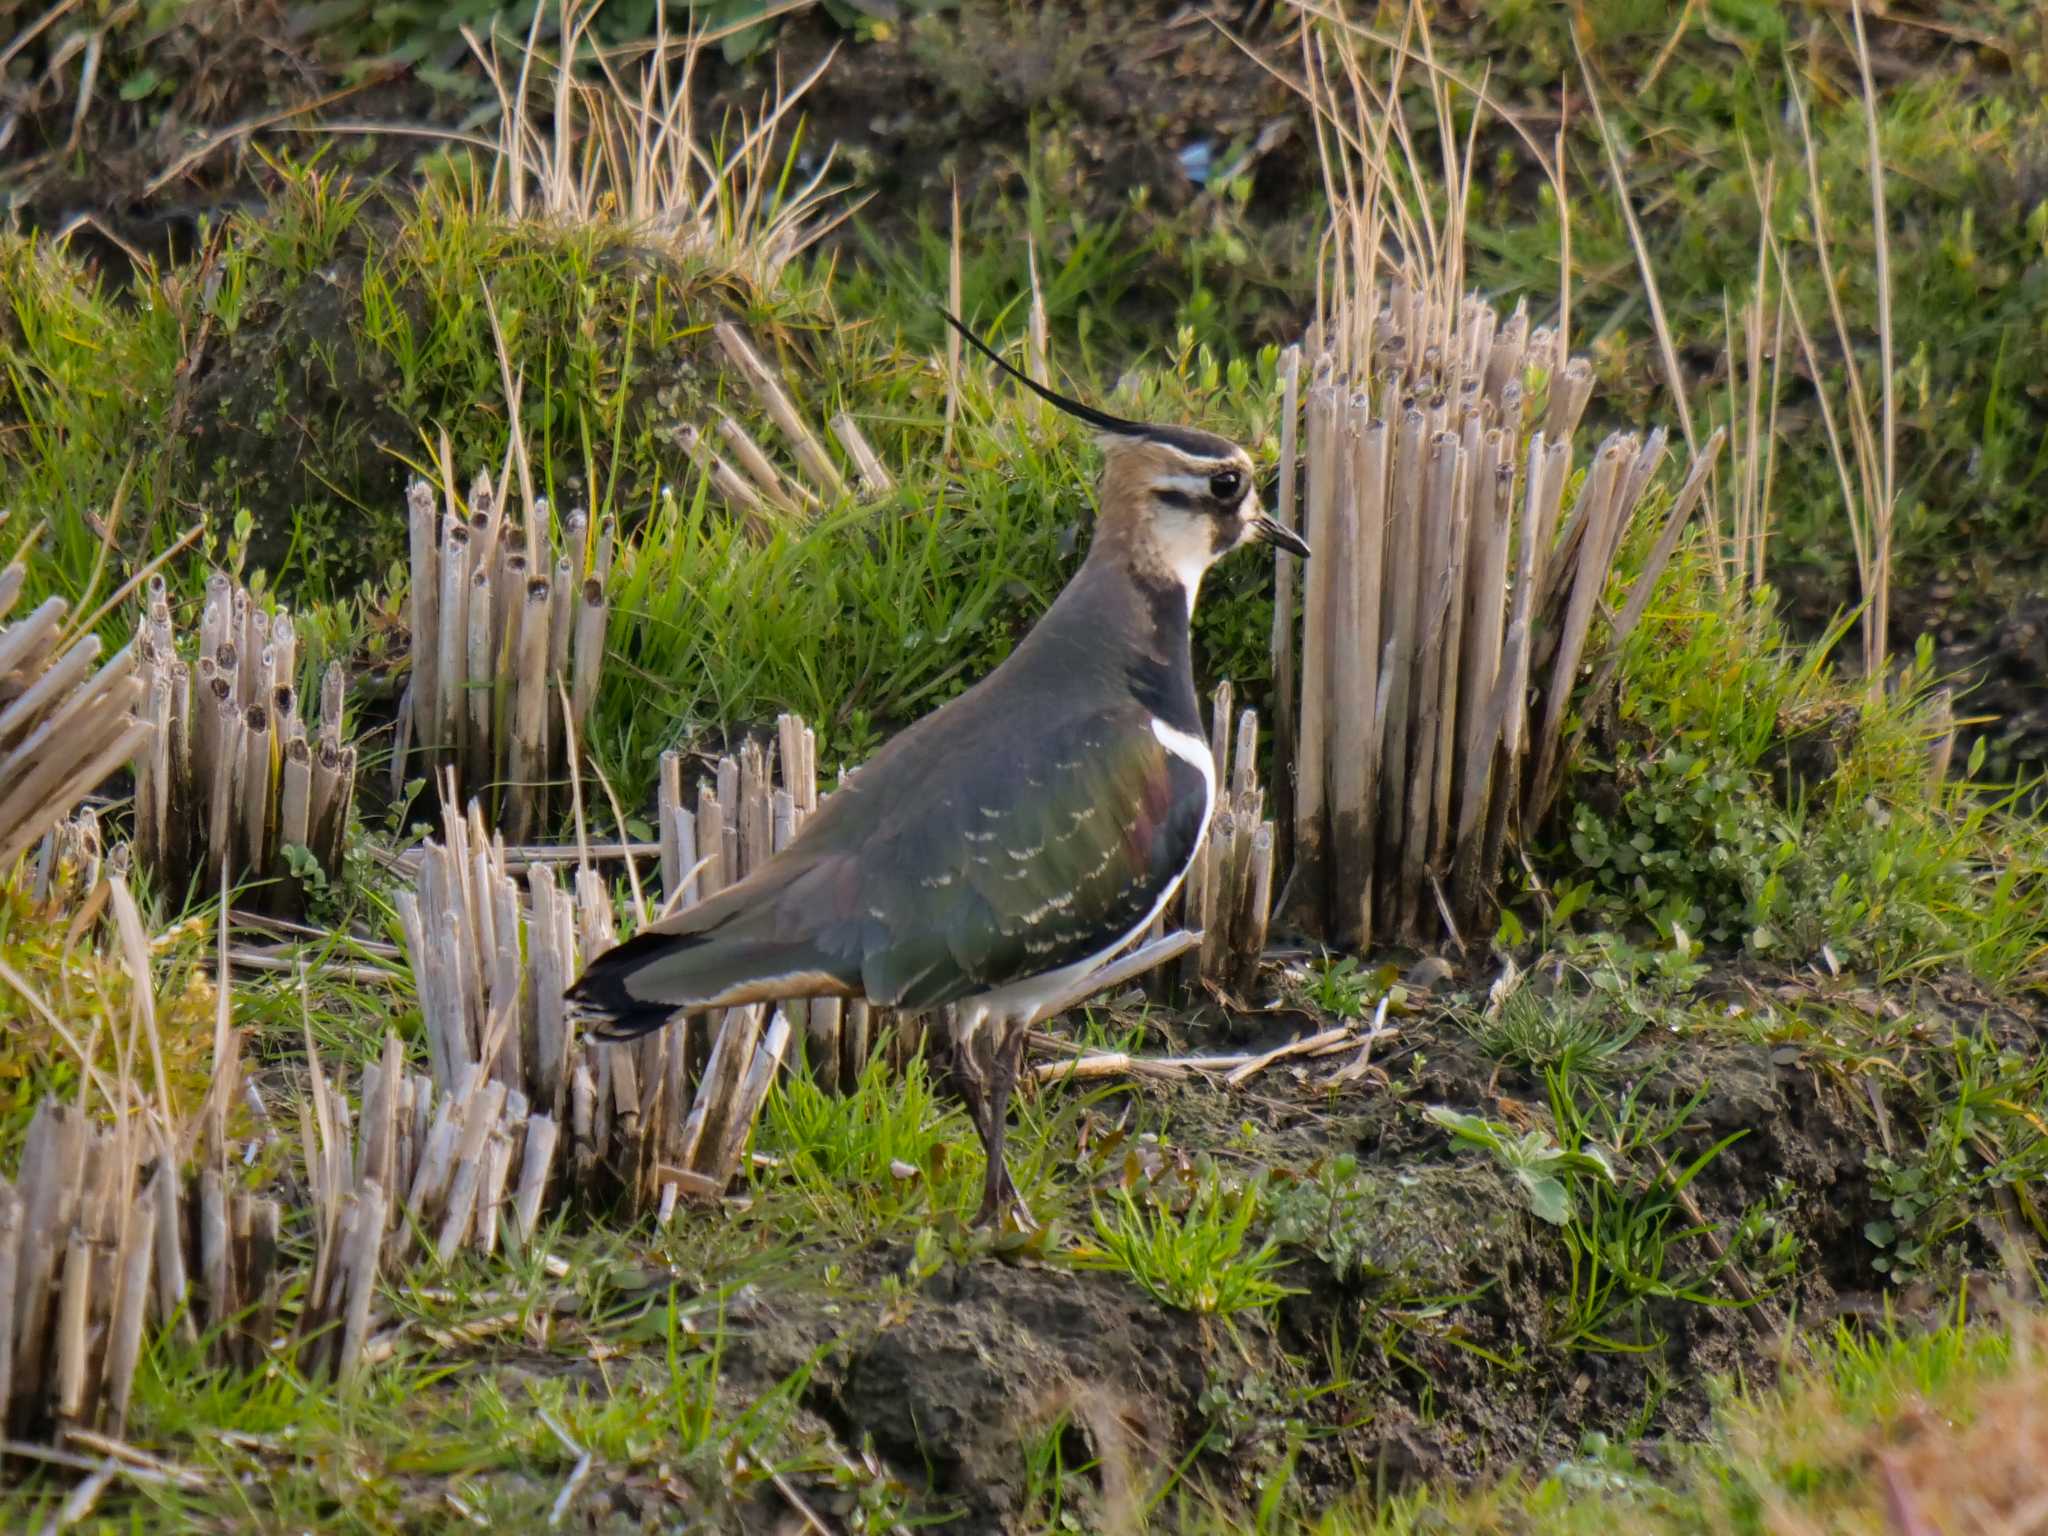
<box><xmin>1</xmin><ymin>2</ymin><xmax>2046</xmax><ymax>1532</ymax></box>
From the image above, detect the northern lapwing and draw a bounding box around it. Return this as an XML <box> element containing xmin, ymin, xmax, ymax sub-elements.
<box><xmin>568</xmin><ymin>314</ymin><xmax>1309</xmax><ymax>1227</ymax></box>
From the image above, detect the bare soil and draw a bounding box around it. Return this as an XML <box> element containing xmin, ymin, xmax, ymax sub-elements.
<box><xmin>561</xmin><ymin>966</ymin><xmax>2048</xmax><ymax>1532</ymax></box>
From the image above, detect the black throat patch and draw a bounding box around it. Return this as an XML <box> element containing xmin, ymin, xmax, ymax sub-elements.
<box><xmin>1123</xmin><ymin>572</ymin><xmax>1202</xmax><ymax>736</ymax></box>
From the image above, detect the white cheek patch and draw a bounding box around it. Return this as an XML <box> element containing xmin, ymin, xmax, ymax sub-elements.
<box><xmin>1151</xmin><ymin>510</ymin><xmax>1219</xmax><ymax>610</ymax></box>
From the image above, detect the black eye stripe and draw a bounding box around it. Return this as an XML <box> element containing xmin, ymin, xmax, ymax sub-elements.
<box><xmin>1155</xmin><ymin>488</ymin><xmax>1197</xmax><ymax>511</ymax></box>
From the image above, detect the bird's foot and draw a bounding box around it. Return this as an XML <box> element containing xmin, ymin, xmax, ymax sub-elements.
<box><xmin>973</xmin><ymin>1156</ymin><xmax>1035</xmax><ymax>1232</ymax></box>
<box><xmin>971</xmin><ymin>1194</ymin><xmax>1038</xmax><ymax>1234</ymax></box>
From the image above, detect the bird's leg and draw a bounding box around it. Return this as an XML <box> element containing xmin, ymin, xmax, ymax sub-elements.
<box><xmin>995</xmin><ymin>1021</ymin><xmax>1036</xmax><ymax>1230</ymax></box>
<box><xmin>974</xmin><ymin>1019</ymin><xmax>1035</xmax><ymax>1230</ymax></box>
<box><xmin>952</xmin><ymin>1018</ymin><xmax>993</xmax><ymax>1149</ymax></box>
<box><xmin>969</xmin><ymin>1026</ymin><xmax>1008</xmax><ymax>1229</ymax></box>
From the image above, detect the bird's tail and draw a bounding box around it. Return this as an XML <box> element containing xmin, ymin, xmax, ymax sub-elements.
<box><xmin>565</xmin><ymin>858</ymin><xmax>859</xmax><ymax>1041</ymax></box>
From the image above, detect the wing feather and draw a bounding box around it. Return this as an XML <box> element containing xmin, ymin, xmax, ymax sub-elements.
<box><xmin>572</xmin><ymin>704</ymin><xmax>1209</xmax><ymax>1026</ymax></box>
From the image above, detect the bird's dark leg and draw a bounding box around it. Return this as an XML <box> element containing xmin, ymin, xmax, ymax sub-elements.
<box><xmin>974</xmin><ymin>1019</ymin><xmax>1034</xmax><ymax>1230</ymax></box>
<box><xmin>951</xmin><ymin>1017</ymin><xmax>994</xmax><ymax>1150</ymax></box>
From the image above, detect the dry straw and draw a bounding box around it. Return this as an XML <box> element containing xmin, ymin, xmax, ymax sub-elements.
<box><xmin>398</xmin><ymin>467</ymin><xmax>610</xmax><ymax>842</ymax></box>
<box><xmin>0</xmin><ymin>1100</ymin><xmax>286</xmax><ymax>1442</ymax></box>
<box><xmin>0</xmin><ymin>874</ymin><xmax>561</xmax><ymax>1412</ymax></box>
<box><xmin>681</xmin><ymin>323</ymin><xmax>895</xmax><ymax>524</ymax></box>
<box><xmin>1275</xmin><ymin>6</ymin><xmax>1725</xmax><ymax>948</ymax></box>
<box><xmin>1149</xmin><ymin>681</ymin><xmax>1279</xmax><ymax>1000</ymax></box>
<box><xmin>130</xmin><ymin>572</ymin><xmax>354</xmax><ymax>913</ymax></box>
<box><xmin>397</xmin><ymin>770</ymin><xmax>824</xmax><ymax>1217</ymax></box>
<box><xmin>292</xmin><ymin>1030</ymin><xmax>562</xmax><ymax>1381</ymax></box>
<box><xmin>0</xmin><ymin>560</ymin><xmax>153</xmax><ymax>874</ymax></box>
<box><xmin>1761</xmin><ymin>0</ymin><xmax>1898</xmax><ymax>690</ymax></box>
<box><xmin>466</xmin><ymin>0</ymin><xmax>856</xmax><ymax>287</ymax></box>
<box><xmin>0</xmin><ymin>884</ymin><xmax>278</xmax><ymax>1444</ymax></box>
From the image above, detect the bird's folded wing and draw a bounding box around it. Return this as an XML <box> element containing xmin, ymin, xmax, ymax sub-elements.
<box><xmin>568</xmin><ymin>709</ymin><xmax>1208</xmax><ymax>1034</ymax></box>
<box><xmin>860</xmin><ymin>710</ymin><xmax>1210</xmax><ymax>1010</ymax></box>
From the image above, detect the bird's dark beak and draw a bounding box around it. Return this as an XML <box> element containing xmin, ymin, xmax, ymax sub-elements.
<box><xmin>1251</xmin><ymin>514</ymin><xmax>1310</xmax><ymax>558</ymax></box>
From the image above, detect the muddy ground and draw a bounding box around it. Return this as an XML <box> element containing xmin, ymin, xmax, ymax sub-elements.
<box><xmin>471</xmin><ymin>962</ymin><xmax>2041</xmax><ymax>1533</ymax></box>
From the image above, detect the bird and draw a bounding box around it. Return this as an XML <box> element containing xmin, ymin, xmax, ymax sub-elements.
<box><xmin>567</xmin><ymin>312</ymin><xmax>1310</xmax><ymax>1228</ymax></box>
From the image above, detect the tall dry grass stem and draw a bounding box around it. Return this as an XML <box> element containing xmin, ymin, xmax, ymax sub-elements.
<box><xmin>681</xmin><ymin>324</ymin><xmax>899</xmax><ymax>519</ymax></box>
<box><xmin>467</xmin><ymin>0</ymin><xmax>855</xmax><ymax>287</ymax></box>
<box><xmin>1761</xmin><ymin>0</ymin><xmax>1897</xmax><ymax>689</ymax></box>
<box><xmin>127</xmin><ymin>572</ymin><xmax>354</xmax><ymax>914</ymax></box>
<box><xmin>1275</xmin><ymin>3</ymin><xmax>1724</xmax><ymax>948</ymax></box>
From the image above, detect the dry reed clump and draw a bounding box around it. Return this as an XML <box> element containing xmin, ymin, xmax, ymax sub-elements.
<box><xmin>0</xmin><ymin>853</ymin><xmax>576</xmax><ymax>1438</ymax></box>
<box><xmin>0</xmin><ymin>876</ymin><xmax>270</xmax><ymax>1450</ymax></box>
<box><xmin>397</xmin><ymin>468</ymin><xmax>611</xmax><ymax>842</ymax></box>
<box><xmin>130</xmin><ymin>572</ymin><xmax>354</xmax><ymax>914</ymax></box>
<box><xmin>467</xmin><ymin>0</ymin><xmax>855</xmax><ymax>288</ymax></box>
<box><xmin>1273</xmin><ymin>9</ymin><xmax>1723</xmax><ymax>951</ymax></box>
<box><xmin>292</xmin><ymin>1028</ymin><xmax>561</xmax><ymax>1382</ymax></box>
<box><xmin>1145</xmin><ymin>681</ymin><xmax>1277</xmax><ymax>1002</ymax></box>
<box><xmin>0</xmin><ymin>879</ymin><xmax>546</xmax><ymax>1440</ymax></box>
<box><xmin>0</xmin><ymin>554</ymin><xmax>153</xmax><ymax>874</ymax></box>
<box><xmin>0</xmin><ymin>1097</ymin><xmax>285</xmax><ymax>1446</ymax></box>
<box><xmin>397</xmin><ymin>776</ymin><xmax>806</xmax><ymax>1221</ymax></box>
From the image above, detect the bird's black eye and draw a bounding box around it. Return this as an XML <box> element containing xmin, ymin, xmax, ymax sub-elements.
<box><xmin>1209</xmin><ymin>469</ymin><xmax>1244</xmax><ymax>502</ymax></box>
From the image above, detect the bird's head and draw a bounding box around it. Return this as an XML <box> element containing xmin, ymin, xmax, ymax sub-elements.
<box><xmin>1094</xmin><ymin>427</ymin><xmax>1306</xmax><ymax>600</ymax></box>
<box><xmin>942</xmin><ymin>312</ymin><xmax>1310</xmax><ymax>607</ymax></box>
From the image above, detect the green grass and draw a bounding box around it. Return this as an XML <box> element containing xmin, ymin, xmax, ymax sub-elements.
<box><xmin>754</xmin><ymin>1051</ymin><xmax>991</xmax><ymax>1230</ymax></box>
<box><xmin>1533</xmin><ymin>539</ymin><xmax>2048</xmax><ymax>986</ymax></box>
<box><xmin>1544</xmin><ymin>1074</ymin><xmax>1790</xmax><ymax>1354</ymax></box>
<box><xmin>1460</xmin><ymin>983</ymin><xmax>1646</xmax><ymax>1080</ymax></box>
<box><xmin>1075</xmin><ymin>1171</ymin><xmax>1298</xmax><ymax>1318</ymax></box>
<box><xmin>0</xmin><ymin>1222</ymin><xmax>907</xmax><ymax>1533</ymax></box>
<box><xmin>5</xmin><ymin>5</ymin><xmax>2048</xmax><ymax>1531</ymax></box>
<box><xmin>0</xmin><ymin>232</ymin><xmax>189</xmax><ymax>613</ymax></box>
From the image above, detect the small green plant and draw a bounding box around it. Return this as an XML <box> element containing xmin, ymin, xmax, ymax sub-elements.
<box><xmin>1077</xmin><ymin>1174</ymin><xmax>1297</xmax><ymax>1318</ymax></box>
<box><xmin>1563</xmin><ymin>740</ymin><xmax>1796</xmax><ymax>948</ymax></box>
<box><xmin>1263</xmin><ymin>1153</ymin><xmax>1381</xmax><ymax>1278</ymax></box>
<box><xmin>1864</xmin><ymin>1028</ymin><xmax>2048</xmax><ymax>1282</ymax></box>
<box><xmin>1546</xmin><ymin>1075</ymin><xmax>1792</xmax><ymax>1353</ymax></box>
<box><xmin>1462</xmin><ymin>986</ymin><xmax>1646</xmax><ymax>1079</ymax></box>
<box><xmin>1020</xmin><ymin>1408</ymin><xmax>1100</xmax><ymax>1534</ymax></box>
<box><xmin>1296</xmin><ymin>955</ymin><xmax>1393</xmax><ymax>1022</ymax></box>
<box><xmin>756</xmin><ymin>1052</ymin><xmax>982</xmax><ymax>1228</ymax></box>
<box><xmin>1425</xmin><ymin>1107</ymin><xmax>1616</xmax><ymax>1228</ymax></box>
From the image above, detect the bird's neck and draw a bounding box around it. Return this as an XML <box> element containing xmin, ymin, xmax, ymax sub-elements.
<box><xmin>1022</xmin><ymin>545</ymin><xmax>1202</xmax><ymax>736</ymax></box>
<box><xmin>1086</xmin><ymin>513</ymin><xmax>1207</xmax><ymax>616</ymax></box>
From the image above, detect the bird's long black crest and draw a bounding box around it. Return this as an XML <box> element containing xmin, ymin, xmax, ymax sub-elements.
<box><xmin>940</xmin><ymin>309</ymin><xmax>1152</xmax><ymax>440</ymax></box>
